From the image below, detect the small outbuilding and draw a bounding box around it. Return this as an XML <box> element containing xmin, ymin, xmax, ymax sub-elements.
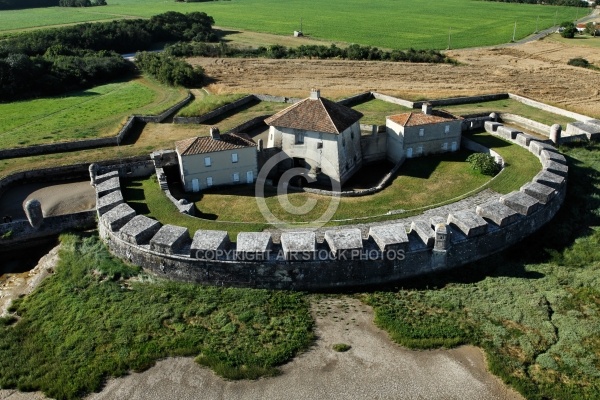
<box><xmin>386</xmin><ymin>103</ymin><xmax>462</xmax><ymax>162</ymax></box>
<box><xmin>175</xmin><ymin>128</ymin><xmax>258</xmax><ymax>192</ymax></box>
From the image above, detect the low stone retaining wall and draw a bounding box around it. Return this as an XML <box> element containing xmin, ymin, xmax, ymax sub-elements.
<box><xmin>372</xmin><ymin>92</ymin><xmax>414</xmax><ymax>108</ymax></box>
<box><xmin>500</xmin><ymin>113</ymin><xmax>552</xmax><ymax>136</ymax></box>
<box><xmin>415</xmin><ymin>93</ymin><xmax>508</xmax><ymax>108</ymax></box>
<box><xmin>508</xmin><ymin>93</ymin><xmax>591</xmax><ymax>122</ymax></box>
<box><xmin>173</xmin><ymin>95</ymin><xmax>256</xmax><ymax>124</ymax></box>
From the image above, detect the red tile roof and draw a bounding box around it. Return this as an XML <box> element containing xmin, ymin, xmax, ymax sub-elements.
<box><xmin>264</xmin><ymin>97</ymin><xmax>363</xmax><ymax>134</ymax></box>
<box><xmin>175</xmin><ymin>133</ymin><xmax>256</xmax><ymax>156</ymax></box>
<box><xmin>388</xmin><ymin>112</ymin><xmax>455</xmax><ymax>127</ymax></box>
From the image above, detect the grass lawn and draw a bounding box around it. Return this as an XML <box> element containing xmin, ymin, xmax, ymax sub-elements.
<box><xmin>544</xmin><ymin>32</ymin><xmax>600</xmax><ymax>48</ymax></box>
<box><xmin>122</xmin><ymin>138</ymin><xmax>539</xmax><ymax>233</ymax></box>
<box><xmin>0</xmin><ymin>0</ymin><xmax>584</xmax><ymax>50</ymax></box>
<box><xmin>351</xmin><ymin>99</ymin><xmax>412</xmax><ymax>126</ymax></box>
<box><xmin>0</xmin><ymin>234</ymin><xmax>313</xmax><ymax>399</ymax></box>
<box><xmin>362</xmin><ymin>142</ymin><xmax>600</xmax><ymax>400</ymax></box>
<box><xmin>0</xmin><ymin>78</ymin><xmax>187</xmax><ymax>148</ymax></box>
<box><xmin>177</xmin><ymin>93</ymin><xmax>247</xmax><ymax>117</ymax></box>
<box><xmin>441</xmin><ymin>99</ymin><xmax>576</xmax><ymax>130</ymax></box>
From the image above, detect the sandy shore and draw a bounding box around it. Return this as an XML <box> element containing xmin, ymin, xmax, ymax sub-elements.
<box><xmin>85</xmin><ymin>297</ymin><xmax>522</xmax><ymax>400</ymax></box>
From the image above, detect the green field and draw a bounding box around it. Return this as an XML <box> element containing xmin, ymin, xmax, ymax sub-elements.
<box><xmin>1</xmin><ymin>0</ymin><xmax>584</xmax><ymax>49</ymax></box>
<box><xmin>0</xmin><ymin>78</ymin><xmax>187</xmax><ymax>148</ymax></box>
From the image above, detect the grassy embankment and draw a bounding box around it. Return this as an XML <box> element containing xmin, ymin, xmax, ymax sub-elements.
<box><xmin>363</xmin><ymin>142</ymin><xmax>600</xmax><ymax>399</ymax></box>
<box><xmin>177</xmin><ymin>93</ymin><xmax>246</xmax><ymax>117</ymax></box>
<box><xmin>0</xmin><ymin>234</ymin><xmax>313</xmax><ymax>399</ymax></box>
<box><xmin>122</xmin><ymin>131</ymin><xmax>540</xmax><ymax>235</ymax></box>
<box><xmin>350</xmin><ymin>99</ymin><xmax>412</xmax><ymax>126</ymax></box>
<box><xmin>0</xmin><ymin>78</ymin><xmax>186</xmax><ymax>148</ymax></box>
<box><xmin>0</xmin><ymin>0</ymin><xmax>583</xmax><ymax>50</ymax></box>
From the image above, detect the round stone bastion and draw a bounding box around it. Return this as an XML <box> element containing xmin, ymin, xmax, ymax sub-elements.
<box><xmin>93</xmin><ymin>129</ymin><xmax>568</xmax><ymax>291</ymax></box>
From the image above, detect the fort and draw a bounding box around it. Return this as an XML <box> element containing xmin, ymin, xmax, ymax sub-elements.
<box><xmin>0</xmin><ymin>90</ymin><xmax>590</xmax><ymax>290</ymax></box>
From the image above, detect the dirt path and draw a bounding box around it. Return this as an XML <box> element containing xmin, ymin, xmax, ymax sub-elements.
<box><xmin>86</xmin><ymin>297</ymin><xmax>522</xmax><ymax>400</ymax></box>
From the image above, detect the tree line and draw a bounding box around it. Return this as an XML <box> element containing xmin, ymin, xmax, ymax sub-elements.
<box><xmin>0</xmin><ymin>0</ymin><xmax>105</xmax><ymax>10</ymax></box>
<box><xmin>0</xmin><ymin>12</ymin><xmax>216</xmax><ymax>101</ymax></box>
<box><xmin>166</xmin><ymin>42</ymin><xmax>454</xmax><ymax>64</ymax></box>
<box><xmin>483</xmin><ymin>0</ymin><xmax>587</xmax><ymax>6</ymax></box>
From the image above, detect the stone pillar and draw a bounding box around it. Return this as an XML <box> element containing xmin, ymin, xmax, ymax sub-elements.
<box><xmin>432</xmin><ymin>223</ymin><xmax>449</xmax><ymax>268</ymax></box>
<box><xmin>89</xmin><ymin>163</ymin><xmax>98</xmax><ymax>186</ymax></box>
<box><xmin>550</xmin><ymin>124</ymin><xmax>562</xmax><ymax>145</ymax></box>
<box><xmin>24</xmin><ymin>199</ymin><xmax>43</xmax><ymax>229</ymax></box>
<box><xmin>434</xmin><ymin>223</ymin><xmax>449</xmax><ymax>251</ymax></box>
<box><xmin>489</xmin><ymin>112</ymin><xmax>498</xmax><ymax>122</ymax></box>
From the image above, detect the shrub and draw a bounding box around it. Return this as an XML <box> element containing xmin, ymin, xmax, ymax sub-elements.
<box><xmin>332</xmin><ymin>343</ymin><xmax>351</xmax><ymax>352</ymax></box>
<box><xmin>466</xmin><ymin>153</ymin><xmax>501</xmax><ymax>176</ymax></box>
<box><xmin>568</xmin><ymin>57</ymin><xmax>590</xmax><ymax>68</ymax></box>
<box><xmin>560</xmin><ymin>22</ymin><xmax>577</xmax><ymax>39</ymax></box>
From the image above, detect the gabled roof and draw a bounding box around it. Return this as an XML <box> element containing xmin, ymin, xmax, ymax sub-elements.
<box><xmin>387</xmin><ymin>111</ymin><xmax>456</xmax><ymax>127</ymax></box>
<box><xmin>264</xmin><ymin>97</ymin><xmax>363</xmax><ymax>134</ymax></box>
<box><xmin>175</xmin><ymin>133</ymin><xmax>256</xmax><ymax>156</ymax></box>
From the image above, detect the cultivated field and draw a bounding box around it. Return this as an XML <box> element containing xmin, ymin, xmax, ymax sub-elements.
<box><xmin>1</xmin><ymin>0</ymin><xmax>584</xmax><ymax>49</ymax></box>
<box><xmin>0</xmin><ymin>79</ymin><xmax>187</xmax><ymax>148</ymax></box>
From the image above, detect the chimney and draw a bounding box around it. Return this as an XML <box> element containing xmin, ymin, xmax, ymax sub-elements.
<box><xmin>210</xmin><ymin>126</ymin><xmax>220</xmax><ymax>140</ymax></box>
<box><xmin>422</xmin><ymin>103</ymin><xmax>432</xmax><ymax>115</ymax></box>
<box><xmin>310</xmin><ymin>88</ymin><xmax>320</xmax><ymax>100</ymax></box>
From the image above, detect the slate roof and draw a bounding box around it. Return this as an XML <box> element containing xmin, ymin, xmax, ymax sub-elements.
<box><xmin>264</xmin><ymin>97</ymin><xmax>363</xmax><ymax>134</ymax></box>
<box><xmin>175</xmin><ymin>133</ymin><xmax>256</xmax><ymax>156</ymax></box>
<box><xmin>388</xmin><ymin>111</ymin><xmax>456</xmax><ymax>127</ymax></box>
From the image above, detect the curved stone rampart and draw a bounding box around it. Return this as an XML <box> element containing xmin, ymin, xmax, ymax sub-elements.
<box><xmin>94</xmin><ymin>128</ymin><xmax>568</xmax><ymax>290</ymax></box>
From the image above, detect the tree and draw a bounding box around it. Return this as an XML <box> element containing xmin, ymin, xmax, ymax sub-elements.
<box><xmin>560</xmin><ymin>21</ymin><xmax>577</xmax><ymax>38</ymax></box>
<box><xmin>585</xmin><ymin>22</ymin><xmax>598</xmax><ymax>37</ymax></box>
<box><xmin>466</xmin><ymin>153</ymin><xmax>501</xmax><ymax>176</ymax></box>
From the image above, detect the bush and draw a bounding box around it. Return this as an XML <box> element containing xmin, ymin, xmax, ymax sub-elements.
<box><xmin>466</xmin><ymin>153</ymin><xmax>501</xmax><ymax>176</ymax></box>
<box><xmin>568</xmin><ymin>57</ymin><xmax>590</xmax><ymax>68</ymax></box>
<box><xmin>332</xmin><ymin>343</ymin><xmax>351</xmax><ymax>352</ymax></box>
<box><xmin>135</xmin><ymin>52</ymin><xmax>204</xmax><ymax>87</ymax></box>
<box><xmin>560</xmin><ymin>22</ymin><xmax>577</xmax><ymax>38</ymax></box>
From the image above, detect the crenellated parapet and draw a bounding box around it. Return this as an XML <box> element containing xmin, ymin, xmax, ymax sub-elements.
<box><xmin>92</xmin><ymin>125</ymin><xmax>568</xmax><ymax>290</ymax></box>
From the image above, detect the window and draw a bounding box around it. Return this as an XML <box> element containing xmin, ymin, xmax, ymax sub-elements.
<box><xmin>233</xmin><ymin>172</ymin><xmax>240</xmax><ymax>182</ymax></box>
<box><xmin>270</xmin><ymin>132</ymin><xmax>273</xmax><ymax>140</ymax></box>
<box><xmin>442</xmin><ymin>142</ymin><xmax>448</xmax><ymax>150</ymax></box>
<box><xmin>231</xmin><ymin>153</ymin><xmax>238</xmax><ymax>163</ymax></box>
<box><xmin>419</xmin><ymin>128</ymin><xmax>425</xmax><ymax>137</ymax></box>
<box><xmin>295</xmin><ymin>132</ymin><xmax>304</xmax><ymax>144</ymax></box>
<box><xmin>342</xmin><ymin>138</ymin><xmax>346</xmax><ymax>147</ymax></box>
<box><xmin>417</xmin><ymin>146</ymin><xmax>423</xmax><ymax>155</ymax></box>
<box><xmin>206</xmin><ymin>177</ymin><xmax>213</xmax><ymax>187</ymax></box>
<box><xmin>351</xmin><ymin>131</ymin><xmax>355</xmax><ymax>140</ymax></box>
<box><xmin>317</xmin><ymin>141</ymin><xmax>323</xmax><ymax>149</ymax></box>
<box><xmin>406</xmin><ymin>148</ymin><xmax>413</xmax><ymax>158</ymax></box>
<box><xmin>444</xmin><ymin>125</ymin><xmax>450</xmax><ymax>134</ymax></box>
<box><xmin>451</xmin><ymin>141</ymin><xmax>457</xmax><ymax>151</ymax></box>
<box><xmin>204</xmin><ymin>157</ymin><xmax>211</xmax><ymax>167</ymax></box>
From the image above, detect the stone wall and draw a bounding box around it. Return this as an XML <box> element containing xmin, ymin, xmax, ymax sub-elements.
<box><xmin>173</xmin><ymin>95</ymin><xmax>256</xmax><ymax>125</ymax></box>
<box><xmin>461</xmin><ymin>137</ymin><xmax>504</xmax><ymax>166</ymax></box>
<box><xmin>508</xmin><ymin>93</ymin><xmax>591</xmax><ymax>121</ymax></box>
<box><xmin>372</xmin><ymin>92</ymin><xmax>414</xmax><ymax>108</ymax></box>
<box><xmin>360</xmin><ymin>132</ymin><xmax>388</xmax><ymax>163</ymax></box>
<box><xmin>415</xmin><ymin>93</ymin><xmax>508</xmax><ymax>108</ymax></box>
<box><xmin>94</xmin><ymin>126</ymin><xmax>568</xmax><ymax>290</ymax></box>
<box><xmin>337</xmin><ymin>92</ymin><xmax>373</xmax><ymax>107</ymax></box>
<box><xmin>500</xmin><ymin>113</ymin><xmax>551</xmax><ymax>136</ymax></box>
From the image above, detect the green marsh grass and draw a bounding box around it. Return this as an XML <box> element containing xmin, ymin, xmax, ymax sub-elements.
<box><xmin>0</xmin><ymin>234</ymin><xmax>313</xmax><ymax>399</ymax></box>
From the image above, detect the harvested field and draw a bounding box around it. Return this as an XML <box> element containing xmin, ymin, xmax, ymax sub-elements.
<box><xmin>192</xmin><ymin>41</ymin><xmax>600</xmax><ymax>118</ymax></box>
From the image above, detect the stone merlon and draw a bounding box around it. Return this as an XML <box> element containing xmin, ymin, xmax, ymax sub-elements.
<box><xmin>496</xmin><ymin>126</ymin><xmax>520</xmax><ymax>140</ymax></box>
<box><xmin>544</xmin><ymin>160</ymin><xmax>568</xmax><ymax>177</ymax></box>
<box><xmin>410</xmin><ymin>220</ymin><xmax>435</xmax><ymax>246</ymax></box>
<box><xmin>95</xmin><ymin>170</ymin><xmax>119</xmax><ymax>185</ymax></box>
<box><xmin>520</xmin><ymin>182</ymin><xmax>556</xmax><ymax>204</ymax></box>
<box><xmin>150</xmin><ymin>225</ymin><xmax>190</xmax><ymax>255</ymax></box>
<box><xmin>236</xmin><ymin>232</ymin><xmax>272</xmax><ymax>259</ymax></box>
<box><xmin>500</xmin><ymin>191</ymin><xmax>540</xmax><ymax>216</ymax></box>
<box><xmin>96</xmin><ymin>176</ymin><xmax>121</xmax><ymax>197</ymax></box>
<box><xmin>119</xmin><ymin>215</ymin><xmax>162</xmax><ymax>245</ymax></box>
<box><xmin>191</xmin><ymin>230</ymin><xmax>230</xmax><ymax>259</ymax></box>
<box><xmin>325</xmin><ymin>228</ymin><xmax>363</xmax><ymax>256</ymax></box>
<box><xmin>369</xmin><ymin>223</ymin><xmax>409</xmax><ymax>252</ymax></box>
<box><xmin>476</xmin><ymin>201</ymin><xmax>520</xmax><ymax>227</ymax></box>
<box><xmin>96</xmin><ymin>190</ymin><xmax>124</xmax><ymax>215</ymax></box>
<box><xmin>529</xmin><ymin>141</ymin><xmax>558</xmax><ymax>157</ymax></box>
<box><xmin>535</xmin><ymin>170</ymin><xmax>566</xmax><ymax>189</ymax></box>
<box><xmin>447</xmin><ymin>210</ymin><xmax>488</xmax><ymax>237</ymax></box>
<box><xmin>540</xmin><ymin>149</ymin><xmax>566</xmax><ymax>165</ymax></box>
<box><xmin>101</xmin><ymin>203</ymin><xmax>136</xmax><ymax>232</ymax></box>
<box><xmin>281</xmin><ymin>231</ymin><xmax>316</xmax><ymax>260</ymax></box>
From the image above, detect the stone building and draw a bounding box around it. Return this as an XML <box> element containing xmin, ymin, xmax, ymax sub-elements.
<box><xmin>386</xmin><ymin>103</ymin><xmax>462</xmax><ymax>162</ymax></box>
<box><xmin>265</xmin><ymin>89</ymin><xmax>363</xmax><ymax>186</ymax></box>
<box><xmin>175</xmin><ymin>128</ymin><xmax>257</xmax><ymax>192</ymax></box>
